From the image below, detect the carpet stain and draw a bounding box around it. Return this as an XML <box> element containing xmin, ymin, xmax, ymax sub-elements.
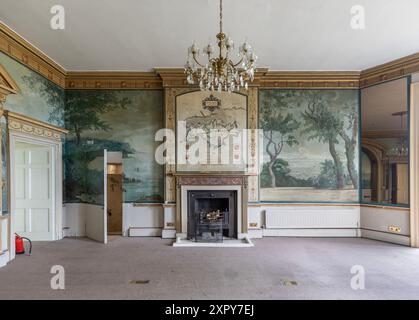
<box><xmin>280</xmin><ymin>279</ymin><xmax>298</xmax><ymax>286</ymax></box>
<box><xmin>130</xmin><ymin>280</ymin><xmax>150</xmax><ymax>284</ymax></box>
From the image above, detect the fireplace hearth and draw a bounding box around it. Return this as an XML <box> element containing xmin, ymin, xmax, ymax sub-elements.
<box><xmin>187</xmin><ymin>190</ymin><xmax>237</xmax><ymax>241</ymax></box>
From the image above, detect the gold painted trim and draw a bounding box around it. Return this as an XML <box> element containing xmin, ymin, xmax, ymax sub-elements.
<box><xmin>4</xmin><ymin>110</ymin><xmax>68</xmax><ymax>140</ymax></box>
<box><xmin>66</xmin><ymin>71</ymin><xmax>162</xmax><ymax>90</ymax></box>
<box><xmin>260</xmin><ymin>71</ymin><xmax>360</xmax><ymax>89</ymax></box>
<box><xmin>5</xmin><ymin>111</ymin><xmax>68</xmax><ymax>134</ymax></box>
<box><xmin>0</xmin><ymin>22</ymin><xmax>66</xmax><ymax>87</ymax></box>
<box><xmin>360</xmin><ymin>52</ymin><xmax>419</xmax><ymax>88</ymax></box>
<box><xmin>2</xmin><ymin>21</ymin><xmax>419</xmax><ymax>91</ymax></box>
<box><xmin>0</xmin><ymin>63</ymin><xmax>19</xmax><ymax>95</ymax></box>
<box><xmin>155</xmin><ymin>68</ymin><xmax>268</xmax><ymax>88</ymax></box>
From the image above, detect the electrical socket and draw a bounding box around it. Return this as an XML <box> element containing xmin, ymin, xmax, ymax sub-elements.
<box><xmin>388</xmin><ymin>226</ymin><xmax>401</xmax><ymax>233</ymax></box>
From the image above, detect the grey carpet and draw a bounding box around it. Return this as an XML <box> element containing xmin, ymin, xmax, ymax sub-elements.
<box><xmin>1</xmin><ymin>236</ymin><xmax>419</xmax><ymax>299</ymax></box>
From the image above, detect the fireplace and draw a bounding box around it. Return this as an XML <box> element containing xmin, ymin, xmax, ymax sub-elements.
<box><xmin>187</xmin><ymin>190</ymin><xmax>237</xmax><ymax>241</ymax></box>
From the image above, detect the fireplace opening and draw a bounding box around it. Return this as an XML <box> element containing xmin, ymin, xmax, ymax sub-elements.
<box><xmin>187</xmin><ymin>190</ymin><xmax>237</xmax><ymax>242</ymax></box>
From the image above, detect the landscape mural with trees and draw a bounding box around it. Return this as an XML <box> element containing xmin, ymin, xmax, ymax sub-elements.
<box><xmin>63</xmin><ymin>90</ymin><xmax>164</xmax><ymax>204</ymax></box>
<box><xmin>0</xmin><ymin>52</ymin><xmax>65</xmax><ymax>126</ymax></box>
<box><xmin>259</xmin><ymin>89</ymin><xmax>359</xmax><ymax>202</ymax></box>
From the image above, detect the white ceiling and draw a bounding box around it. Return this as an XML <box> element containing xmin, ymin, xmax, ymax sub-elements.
<box><xmin>1</xmin><ymin>0</ymin><xmax>419</xmax><ymax>71</ymax></box>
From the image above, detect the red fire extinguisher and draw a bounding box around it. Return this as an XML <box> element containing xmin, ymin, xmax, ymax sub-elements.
<box><xmin>15</xmin><ymin>233</ymin><xmax>32</xmax><ymax>255</ymax></box>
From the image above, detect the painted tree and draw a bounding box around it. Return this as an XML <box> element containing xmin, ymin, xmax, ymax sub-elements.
<box><xmin>338</xmin><ymin>102</ymin><xmax>359</xmax><ymax>189</ymax></box>
<box><xmin>22</xmin><ymin>74</ymin><xmax>65</xmax><ymax>126</ymax></box>
<box><xmin>260</xmin><ymin>91</ymin><xmax>299</xmax><ymax>188</ymax></box>
<box><xmin>302</xmin><ymin>93</ymin><xmax>345</xmax><ymax>189</ymax></box>
<box><xmin>63</xmin><ymin>91</ymin><xmax>130</xmax><ymax>144</ymax></box>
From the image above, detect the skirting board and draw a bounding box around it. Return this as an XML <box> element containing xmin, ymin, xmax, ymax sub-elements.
<box><xmin>263</xmin><ymin>228</ymin><xmax>360</xmax><ymax>237</ymax></box>
<box><xmin>0</xmin><ymin>251</ymin><xmax>9</xmax><ymax>268</ymax></box>
<box><xmin>162</xmin><ymin>229</ymin><xmax>176</xmax><ymax>239</ymax></box>
<box><xmin>361</xmin><ymin>229</ymin><xmax>410</xmax><ymax>246</ymax></box>
<box><xmin>129</xmin><ymin>227</ymin><xmax>162</xmax><ymax>237</ymax></box>
<box><xmin>248</xmin><ymin>228</ymin><xmax>263</xmax><ymax>239</ymax></box>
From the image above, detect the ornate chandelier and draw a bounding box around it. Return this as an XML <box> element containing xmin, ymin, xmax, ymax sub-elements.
<box><xmin>185</xmin><ymin>0</ymin><xmax>257</xmax><ymax>92</ymax></box>
<box><xmin>387</xmin><ymin>111</ymin><xmax>409</xmax><ymax>157</ymax></box>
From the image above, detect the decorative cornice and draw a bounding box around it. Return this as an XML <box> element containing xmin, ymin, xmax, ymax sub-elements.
<box><xmin>2</xmin><ymin>21</ymin><xmax>419</xmax><ymax>90</ymax></box>
<box><xmin>4</xmin><ymin>110</ymin><xmax>68</xmax><ymax>141</ymax></box>
<box><xmin>155</xmin><ymin>68</ymin><xmax>269</xmax><ymax>88</ymax></box>
<box><xmin>360</xmin><ymin>52</ymin><xmax>419</xmax><ymax>88</ymax></box>
<box><xmin>0</xmin><ymin>22</ymin><xmax>66</xmax><ymax>88</ymax></box>
<box><xmin>66</xmin><ymin>71</ymin><xmax>162</xmax><ymax>90</ymax></box>
<box><xmin>260</xmin><ymin>71</ymin><xmax>360</xmax><ymax>89</ymax></box>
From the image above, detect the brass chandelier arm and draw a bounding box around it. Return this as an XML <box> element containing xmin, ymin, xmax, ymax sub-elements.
<box><xmin>192</xmin><ymin>53</ymin><xmax>206</xmax><ymax>68</ymax></box>
<box><xmin>232</xmin><ymin>57</ymin><xmax>244</xmax><ymax>68</ymax></box>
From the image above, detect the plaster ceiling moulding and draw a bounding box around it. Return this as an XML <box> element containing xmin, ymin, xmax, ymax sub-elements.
<box><xmin>0</xmin><ymin>22</ymin><xmax>66</xmax><ymax>88</ymax></box>
<box><xmin>260</xmin><ymin>71</ymin><xmax>361</xmax><ymax>89</ymax></box>
<box><xmin>65</xmin><ymin>71</ymin><xmax>162</xmax><ymax>90</ymax></box>
<box><xmin>2</xmin><ymin>20</ymin><xmax>419</xmax><ymax>91</ymax></box>
<box><xmin>360</xmin><ymin>52</ymin><xmax>419</xmax><ymax>88</ymax></box>
<box><xmin>155</xmin><ymin>68</ymin><xmax>269</xmax><ymax>88</ymax></box>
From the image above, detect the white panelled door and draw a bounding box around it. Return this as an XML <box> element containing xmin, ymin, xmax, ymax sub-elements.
<box><xmin>14</xmin><ymin>142</ymin><xmax>54</xmax><ymax>241</ymax></box>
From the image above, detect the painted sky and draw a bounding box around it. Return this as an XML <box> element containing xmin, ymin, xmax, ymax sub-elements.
<box><xmin>0</xmin><ymin>52</ymin><xmax>64</xmax><ymax>126</ymax></box>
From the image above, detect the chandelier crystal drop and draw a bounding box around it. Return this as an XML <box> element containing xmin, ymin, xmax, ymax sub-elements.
<box><xmin>184</xmin><ymin>0</ymin><xmax>257</xmax><ymax>92</ymax></box>
<box><xmin>387</xmin><ymin>110</ymin><xmax>409</xmax><ymax>157</ymax></box>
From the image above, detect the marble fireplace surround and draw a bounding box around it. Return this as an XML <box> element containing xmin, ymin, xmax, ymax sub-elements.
<box><xmin>174</xmin><ymin>173</ymin><xmax>252</xmax><ymax>240</ymax></box>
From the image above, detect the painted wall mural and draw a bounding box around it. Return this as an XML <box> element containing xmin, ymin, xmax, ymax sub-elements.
<box><xmin>64</xmin><ymin>90</ymin><xmax>164</xmax><ymax>204</ymax></box>
<box><xmin>259</xmin><ymin>89</ymin><xmax>359</xmax><ymax>202</ymax></box>
<box><xmin>0</xmin><ymin>52</ymin><xmax>65</xmax><ymax>126</ymax></box>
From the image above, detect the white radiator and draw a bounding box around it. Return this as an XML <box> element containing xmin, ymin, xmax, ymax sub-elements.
<box><xmin>265</xmin><ymin>206</ymin><xmax>359</xmax><ymax>229</ymax></box>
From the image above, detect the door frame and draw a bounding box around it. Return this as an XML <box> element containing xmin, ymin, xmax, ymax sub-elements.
<box><xmin>9</xmin><ymin>131</ymin><xmax>63</xmax><ymax>258</ymax></box>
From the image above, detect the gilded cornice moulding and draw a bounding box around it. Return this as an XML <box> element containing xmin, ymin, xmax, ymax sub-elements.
<box><xmin>260</xmin><ymin>71</ymin><xmax>360</xmax><ymax>89</ymax></box>
<box><xmin>360</xmin><ymin>52</ymin><xmax>419</xmax><ymax>88</ymax></box>
<box><xmin>0</xmin><ymin>22</ymin><xmax>66</xmax><ymax>87</ymax></box>
<box><xmin>155</xmin><ymin>68</ymin><xmax>269</xmax><ymax>88</ymax></box>
<box><xmin>2</xmin><ymin>21</ymin><xmax>419</xmax><ymax>90</ymax></box>
<box><xmin>66</xmin><ymin>71</ymin><xmax>162</xmax><ymax>90</ymax></box>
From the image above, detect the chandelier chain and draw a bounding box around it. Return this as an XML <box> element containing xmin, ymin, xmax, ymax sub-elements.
<box><xmin>220</xmin><ymin>0</ymin><xmax>223</xmax><ymax>33</ymax></box>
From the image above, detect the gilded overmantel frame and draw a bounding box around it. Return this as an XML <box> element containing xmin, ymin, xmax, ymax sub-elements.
<box><xmin>163</xmin><ymin>86</ymin><xmax>259</xmax><ymax>204</ymax></box>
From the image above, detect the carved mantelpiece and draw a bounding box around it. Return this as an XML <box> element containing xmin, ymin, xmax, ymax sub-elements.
<box><xmin>177</xmin><ymin>175</ymin><xmax>245</xmax><ymax>187</ymax></box>
<box><xmin>174</xmin><ymin>172</ymin><xmax>255</xmax><ymax>187</ymax></box>
<box><xmin>173</xmin><ymin>173</ymin><xmax>251</xmax><ymax>236</ymax></box>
